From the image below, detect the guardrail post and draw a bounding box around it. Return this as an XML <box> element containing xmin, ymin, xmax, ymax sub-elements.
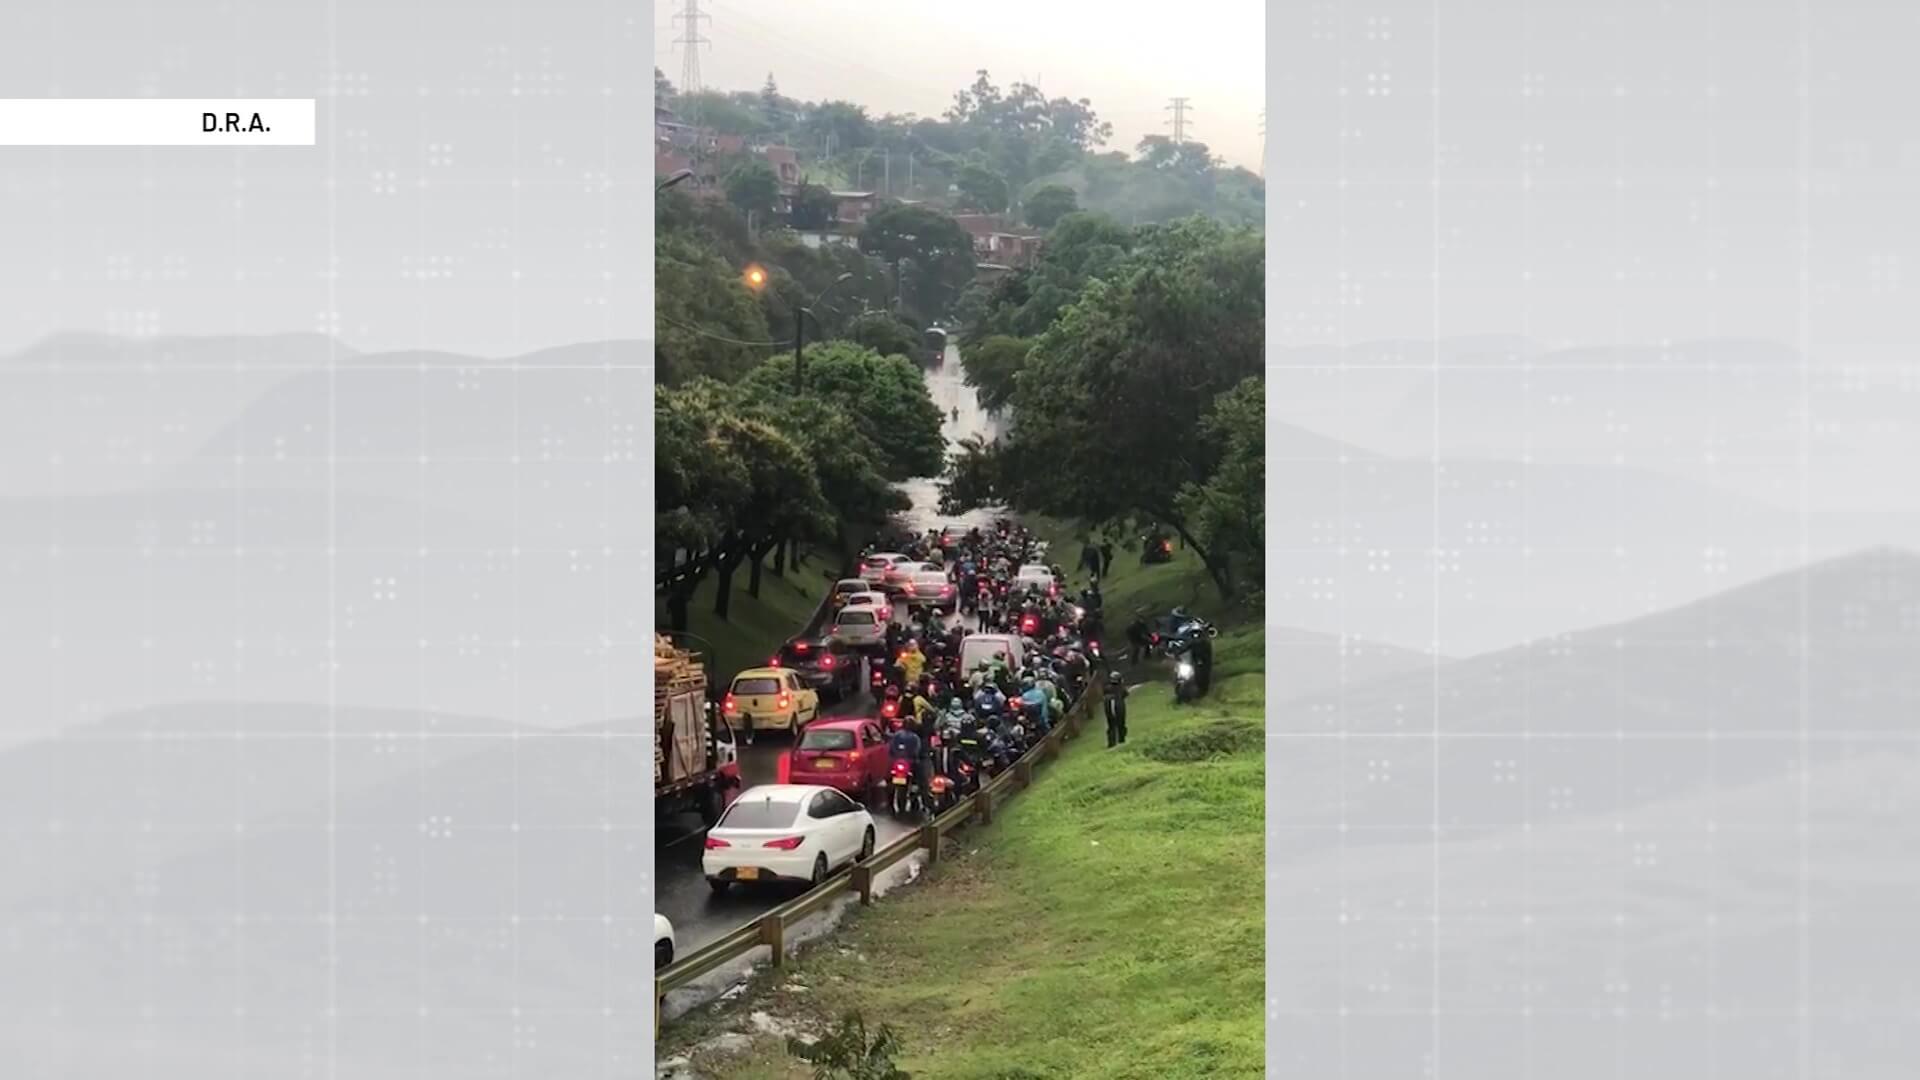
<box><xmin>1044</xmin><ymin>732</ymin><xmax>1061</xmax><ymax>760</ymax></box>
<box><xmin>1015</xmin><ymin>759</ymin><xmax>1033</xmax><ymax>787</ymax></box>
<box><xmin>921</xmin><ymin>822</ymin><xmax>942</xmax><ymax>863</ymax></box>
<box><xmin>759</xmin><ymin>913</ymin><xmax>786</xmax><ymax>968</ymax></box>
<box><xmin>975</xmin><ymin>787</ymin><xmax>993</xmax><ymax>824</ymax></box>
<box><xmin>851</xmin><ymin>863</ymin><xmax>873</xmax><ymax>905</ymax></box>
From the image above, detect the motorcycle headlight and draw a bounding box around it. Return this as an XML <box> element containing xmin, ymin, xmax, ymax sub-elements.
<box><xmin>1176</xmin><ymin>662</ymin><xmax>1195</xmax><ymax>679</ymax></box>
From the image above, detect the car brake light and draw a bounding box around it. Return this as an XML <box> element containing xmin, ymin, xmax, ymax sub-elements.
<box><xmin>1162</xmin><ymin>540</ymin><xmax>1173</xmax><ymax>553</ymax></box>
<box><xmin>722</xmin><ymin>694</ymin><xmax>737</xmax><ymax>712</ymax></box>
<box><xmin>795</xmin><ymin>642</ymin><xmax>809</xmax><ymax>652</ymax></box>
<box><xmin>762</xmin><ymin>836</ymin><xmax>805</xmax><ymax>850</ymax></box>
<box><xmin>704</xmin><ymin>836</ymin><xmax>730</xmax><ymax>849</ymax></box>
<box><xmin>820</xmin><ymin>655</ymin><xmax>834</xmax><ymax>668</ymax></box>
<box><xmin>847</xmin><ymin>750</ymin><xmax>861</xmax><ymax>763</ymax></box>
<box><xmin>769</xmin><ymin>657</ymin><xmax>781</xmax><ymax>667</ymax></box>
<box><xmin>891</xmin><ymin>760</ymin><xmax>910</xmax><ymax>775</ymax></box>
<box><xmin>777</xmin><ymin>694</ymin><xmax>791</xmax><ymax>710</ymax></box>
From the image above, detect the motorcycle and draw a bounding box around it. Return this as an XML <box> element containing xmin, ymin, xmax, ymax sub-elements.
<box><xmin>887</xmin><ymin>757</ymin><xmax>922</xmax><ymax>818</ymax></box>
<box><xmin>1172</xmin><ymin>647</ymin><xmax>1199</xmax><ymax>704</ymax></box>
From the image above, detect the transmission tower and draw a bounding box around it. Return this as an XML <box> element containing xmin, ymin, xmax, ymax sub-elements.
<box><xmin>1166</xmin><ymin>97</ymin><xmax>1194</xmax><ymax>145</ymax></box>
<box><xmin>673</xmin><ymin>0</ymin><xmax>711</xmax><ymax>99</ymax></box>
<box><xmin>1258</xmin><ymin>108</ymin><xmax>1266</xmax><ymax>176</ymax></box>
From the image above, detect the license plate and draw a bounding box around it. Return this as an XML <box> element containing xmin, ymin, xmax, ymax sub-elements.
<box><xmin>891</xmin><ymin>777</ymin><xmax>907</xmax><ymax>785</ymax></box>
<box><xmin>735</xmin><ymin>867</ymin><xmax>758</xmax><ymax>881</ymax></box>
<box><xmin>813</xmin><ymin>758</ymin><xmax>836</xmax><ymax>770</ymax></box>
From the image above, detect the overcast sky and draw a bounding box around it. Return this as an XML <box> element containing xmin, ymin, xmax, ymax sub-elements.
<box><xmin>655</xmin><ymin>0</ymin><xmax>1266</xmax><ymax>173</ymax></box>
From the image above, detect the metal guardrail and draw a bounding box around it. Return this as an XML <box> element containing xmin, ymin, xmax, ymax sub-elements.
<box><xmin>657</xmin><ymin>680</ymin><xmax>1105</xmax><ymax>1016</ymax></box>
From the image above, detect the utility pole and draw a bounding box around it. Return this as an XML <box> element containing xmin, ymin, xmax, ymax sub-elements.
<box><xmin>672</xmin><ymin>0</ymin><xmax>711</xmax><ymax>100</ymax></box>
<box><xmin>1166</xmin><ymin>96</ymin><xmax>1194</xmax><ymax>145</ymax></box>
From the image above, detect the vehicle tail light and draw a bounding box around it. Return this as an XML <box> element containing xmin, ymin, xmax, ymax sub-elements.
<box><xmin>891</xmin><ymin>760</ymin><xmax>910</xmax><ymax>776</ymax></box>
<box><xmin>795</xmin><ymin>642</ymin><xmax>809</xmax><ymax>652</ymax></box>
<box><xmin>777</xmin><ymin>694</ymin><xmax>791</xmax><ymax>710</ymax></box>
<box><xmin>704</xmin><ymin>836</ymin><xmax>731</xmax><ymax>849</ymax></box>
<box><xmin>820</xmin><ymin>655</ymin><xmax>834</xmax><ymax>669</ymax></box>
<box><xmin>942</xmin><ymin>585</ymin><xmax>954</xmax><ymax>595</ymax></box>
<box><xmin>882</xmin><ymin>701</ymin><xmax>898</xmax><ymax>718</ymax></box>
<box><xmin>762</xmin><ymin>836</ymin><xmax>805</xmax><ymax>850</ymax></box>
<box><xmin>769</xmin><ymin>657</ymin><xmax>781</xmax><ymax>667</ymax></box>
<box><xmin>847</xmin><ymin>750</ymin><xmax>861</xmax><ymax>763</ymax></box>
<box><xmin>1162</xmin><ymin>540</ymin><xmax>1173</xmax><ymax>554</ymax></box>
<box><xmin>1022</xmin><ymin>616</ymin><xmax>1038</xmax><ymax>634</ymax></box>
<box><xmin>722</xmin><ymin>694</ymin><xmax>737</xmax><ymax>713</ymax></box>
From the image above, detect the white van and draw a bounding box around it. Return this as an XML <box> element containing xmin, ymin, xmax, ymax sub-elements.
<box><xmin>959</xmin><ymin>633</ymin><xmax>1026</xmax><ymax>679</ymax></box>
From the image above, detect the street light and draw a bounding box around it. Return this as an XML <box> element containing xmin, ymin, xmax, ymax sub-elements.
<box><xmin>657</xmin><ymin>168</ymin><xmax>694</xmax><ymax>193</ymax></box>
<box><xmin>794</xmin><ymin>272</ymin><xmax>856</xmax><ymax>394</ymax></box>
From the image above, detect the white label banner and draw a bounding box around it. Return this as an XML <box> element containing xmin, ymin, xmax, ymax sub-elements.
<box><xmin>0</xmin><ymin>99</ymin><xmax>316</xmax><ymax>146</ymax></box>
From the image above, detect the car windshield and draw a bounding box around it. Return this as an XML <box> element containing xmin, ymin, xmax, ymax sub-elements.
<box><xmin>836</xmin><ymin>581</ymin><xmax>864</xmax><ymax>594</ymax></box>
<box><xmin>798</xmin><ymin>728</ymin><xmax>857</xmax><ymax>751</ymax></box>
<box><xmin>732</xmin><ymin>677</ymin><xmax>781</xmax><ymax>695</ymax></box>
<box><xmin>718</xmin><ymin>798</ymin><xmax>801</xmax><ymax>830</ymax></box>
<box><xmin>838</xmin><ymin>611</ymin><xmax>875</xmax><ymax>626</ymax></box>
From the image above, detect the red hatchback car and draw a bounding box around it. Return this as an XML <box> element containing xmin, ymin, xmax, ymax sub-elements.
<box><xmin>784</xmin><ymin>718</ymin><xmax>889</xmax><ymax>804</ymax></box>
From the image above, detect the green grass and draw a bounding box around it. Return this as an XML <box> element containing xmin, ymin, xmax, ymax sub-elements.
<box><xmin>676</xmin><ymin>559</ymin><xmax>832</xmax><ymax>688</ymax></box>
<box><xmin>662</xmin><ymin>541</ymin><xmax>1265</xmax><ymax>1079</ymax></box>
<box><xmin>1024</xmin><ymin>515</ymin><xmax>1240</xmax><ymax>625</ymax></box>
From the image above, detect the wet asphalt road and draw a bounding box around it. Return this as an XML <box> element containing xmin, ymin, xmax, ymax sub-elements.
<box><xmin>657</xmin><ymin>346</ymin><xmax>1007</xmax><ymax>957</ymax></box>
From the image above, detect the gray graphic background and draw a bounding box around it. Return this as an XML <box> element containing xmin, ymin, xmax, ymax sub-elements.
<box><xmin>0</xmin><ymin>2</ymin><xmax>651</xmax><ymax>1076</ymax></box>
<box><xmin>1269</xmin><ymin>2</ymin><xmax>1919</xmax><ymax>1077</ymax></box>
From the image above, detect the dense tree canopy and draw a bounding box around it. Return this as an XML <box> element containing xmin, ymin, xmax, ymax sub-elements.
<box><xmin>858</xmin><ymin>204</ymin><xmax>976</xmax><ymax>324</ymax></box>
<box><xmin>942</xmin><ymin>215</ymin><xmax>1265</xmax><ymax>599</ymax></box>
<box><xmin>659</xmin><ymin>69</ymin><xmax>1260</xmax><ymax>229</ymax></box>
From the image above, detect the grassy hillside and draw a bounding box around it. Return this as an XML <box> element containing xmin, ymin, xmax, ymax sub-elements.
<box><xmin>672</xmin><ymin>558</ymin><xmax>831</xmax><ymax>688</ymax></box>
<box><xmin>661</xmin><ymin>535</ymin><xmax>1265</xmax><ymax>1078</ymax></box>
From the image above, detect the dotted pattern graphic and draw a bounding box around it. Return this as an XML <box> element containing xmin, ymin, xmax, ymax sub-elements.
<box><xmin>0</xmin><ymin>2</ymin><xmax>652</xmax><ymax>1077</ymax></box>
<box><xmin>1268</xmin><ymin>3</ymin><xmax>1920</xmax><ymax>1078</ymax></box>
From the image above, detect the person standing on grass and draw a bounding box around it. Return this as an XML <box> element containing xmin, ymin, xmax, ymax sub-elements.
<box><xmin>1103</xmin><ymin>670</ymin><xmax>1129</xmax><ymax>747</ymax></box>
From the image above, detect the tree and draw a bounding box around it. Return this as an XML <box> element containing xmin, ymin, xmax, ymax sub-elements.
<box><xmin>708</xmin><ymin>414</ymin><xmax>831</xmax><ymax>618</ymax></box>
<box><xmin>1023</xmin><ymin>184</ymin><xmax>1079</xmax><ymax>230</ymax></box>
<box><xmin>655</xmin><ymin>68</ymin><xmax>675</xmax><ymax>103</ymax></box>
<box><xmin>958</xmin><ymin>334</ymin><xmax>1029</xmax><ymax>413</ymax></box>
<box><xmin>955</xmin><ymin>162</ymin><xmax>1010</xmax><ymax>213</ymax></box>
<box><xmin>740</xmin><ymin>341</ymin><xmax>945</xmax><ymax>481</ymax></box>
<box><xmin>724</xmin><ymin>160</ymin><xmax>781</xmax><ymax>220</ymax></box>
<box><xmin>941</xmin><ymin>216</ymin><xmax>1264</xmax><ymax>599</ymax></box>
<box><xmin>844</xmin><ymin>311</ymin><xmax>922</xmax><ymax>360</ymax></box>
<box><xmin>787</xmin><ymin>1011</ymin><xmax>911</xmax><ymax>1080</ymax></box>
<box><xmin>656</xmin><ymin>381</ymin><xmax>754</xmax><ymax>629</ymax></box>
<box><xmin>805</xmin><ymin>100</ymin><xmax>875</xmax><ymax>153</ymax></box>
<box><xmin>1176</xmin><ymin>376</ymin><xmax>1265</xmax><ymax>599</ymax></box>
<box><xmin>790</xmin><ymin>182</ymin><xmax>837</xmax><ymax>230</ymax></box>
<box><xmin>859</xmin><ymin>204</ymin><xmax>977</xmax><ymax>322</ymax></box>
<box><xmin>654</xmin><ymin>231</ymin><xmax>773</xmax><ymax>386</ymax></box>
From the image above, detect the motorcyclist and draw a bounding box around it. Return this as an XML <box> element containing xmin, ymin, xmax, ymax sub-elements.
<box><xmin>1018</xmin><ymin>677</ymin><xmax>1053</xmax><ymax>734</ymax></box>
<box><xmin>1103</xmin><ymin>670</ymin><xmax>1129</xmax><ymax>747</ymax></box>
<box><xmin>899</xmin><ymin>638</ymin><xmax>926</xmax><ymax>685</ymax></box>
<box><xmin>887</xmin><ymin>720</ymin><xmax>927</xmax><ymax>798</ymax></box>
<box><xmin>972</xmin><ymin>680</ymin><xmax>1008</xmax><ymax>721</ymax></box>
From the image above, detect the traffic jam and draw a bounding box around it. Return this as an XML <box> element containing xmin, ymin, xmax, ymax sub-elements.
<box><xmin>697</xmin><ymin>520</ymin><xmax>1112</xmax><ymax>896</ymax></box>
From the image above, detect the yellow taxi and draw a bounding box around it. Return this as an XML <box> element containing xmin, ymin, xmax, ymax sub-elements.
<box><xmin>721</xmin><ymin>667</ymin><xmax>821</xmax><ymax>744</ymax></box>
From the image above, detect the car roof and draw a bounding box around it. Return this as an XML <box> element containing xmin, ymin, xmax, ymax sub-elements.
<box><xmin>835</xmin><ymin>578</ymin><xmax>868</xmax><ymax>588</ymax></box>
<box><xmin>865</xmin><ymin>552</ymin><xmax>907</xmax><ymax>561</ymax></box>
<box><xmin>803</xmin><ymin>717</ymin><xmax>877</xmax><ymax>731</ymax></box>
<box><xmin>912</xmin><ymin>569</ymin><xmax>947</xmax><ymax>578</ymax></box>
<box><xmin>732</xmin><ymin>667</ymin><xmax>788</xmax><ymax>679</ymax></box>
<box><xmin>845</xmin><ymin>591</ymin><xmax>885</xmax><ymax>601</ymax></box>
<box><xmin>735</xmin><ymin>783</ymin><xmax>841</xmax><ymax>800</ymax></box>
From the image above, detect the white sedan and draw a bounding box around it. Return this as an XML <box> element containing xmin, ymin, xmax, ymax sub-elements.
<box><xmin>655</xmin><ymin>914</ymin><xmax>675</xmax><ymax>969</ymax></box>
<box><xmin>702</xmin><ymin>784</ymin><xmax>877</xmax><ymax>894</ymax></box>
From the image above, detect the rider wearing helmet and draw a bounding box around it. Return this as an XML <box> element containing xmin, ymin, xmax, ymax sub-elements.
<box><xmin>1103</xmin><ymin>669</ymin><xmax>1130</xmax><ymax>747</ymax></box>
